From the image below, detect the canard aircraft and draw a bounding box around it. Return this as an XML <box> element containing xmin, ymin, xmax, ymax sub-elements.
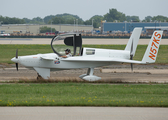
<box><xmin>11</xmin><ymin>28</ymin><xmax>163</xmax><ymax>81</ymax></box>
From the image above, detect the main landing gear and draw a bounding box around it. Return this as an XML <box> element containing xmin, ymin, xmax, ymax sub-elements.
<box><xmin>79</xmin><ymin>67</ymin><xmax>101</xmax><ymax>81</ymax></box>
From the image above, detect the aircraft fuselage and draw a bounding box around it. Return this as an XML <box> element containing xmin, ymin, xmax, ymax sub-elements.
<box><xmin>12</xmin><ymin>48</ymin><xmax>130</xmax><ymax>70</ymax></box>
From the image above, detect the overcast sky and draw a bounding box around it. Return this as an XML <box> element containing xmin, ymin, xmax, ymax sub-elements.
<box><xmin>1</xmin><ymin>0</ymin><xmax>168</xmax><ymax>21</ymax></box>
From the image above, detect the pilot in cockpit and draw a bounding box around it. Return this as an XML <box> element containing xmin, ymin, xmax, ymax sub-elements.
<box><xmin>61</xmin><ymin>49</ymin><xmax>72</xmax><ymax>58</ymax></box>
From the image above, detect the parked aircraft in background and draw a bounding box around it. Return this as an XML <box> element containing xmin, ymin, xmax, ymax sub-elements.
<box><xmin>0</xmin><ymin>31</ymin><xmax>10</xmax><ymax>36</ymax></box>
<box><xmin>11</xmin><ymin>28</ymin><xmax>163</xmax><ymax>81</ymax></box>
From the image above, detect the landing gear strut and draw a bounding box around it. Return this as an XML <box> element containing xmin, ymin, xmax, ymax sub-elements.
<box><xmin>79</xmin><ymin>68</ymin><xmax>101</xmax><ymax>81</ymax></box>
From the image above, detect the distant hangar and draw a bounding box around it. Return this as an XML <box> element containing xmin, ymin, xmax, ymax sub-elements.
<box><xmin>102</xmin><ymin>22</ymin><xmax>168</xmax><ymax>34</ymax></box>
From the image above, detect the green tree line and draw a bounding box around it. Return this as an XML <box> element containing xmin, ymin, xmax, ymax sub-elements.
<box><xmin>39</xmin><ymin>26</ymin><xmax>56</xmax><ymax>33</ymax></box>
<box><xmin>0</xmin><ymin>16</ymin><xmax>25</xmax><ymax>24</ymax></box>
<box><xmin>0</xmin><ymin>9</ymin><xmax>168</xmax><ymax>28</ymax></box>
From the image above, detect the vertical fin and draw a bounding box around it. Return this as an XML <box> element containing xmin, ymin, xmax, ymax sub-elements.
<box><xmin>125</xmin><ymin>27</ymin><xmax>142</xmax><ymax>56</ymax></box>
<box><xmin>142</xmin><ymin>31</ymin><xmax>163</xmax><ymax>63</ymax></box>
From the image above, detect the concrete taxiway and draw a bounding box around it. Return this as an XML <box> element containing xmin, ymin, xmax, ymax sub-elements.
<box><xmin>0</xmin><ymin>107</ymin><xmax>168</xmax><ymax>120</ymax></box>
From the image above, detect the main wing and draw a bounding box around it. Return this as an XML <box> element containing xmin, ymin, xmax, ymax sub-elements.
<box><xmin>61</xmin><ymin>57</ymin><xmax>142</xmax><ymax>64</ymax></box>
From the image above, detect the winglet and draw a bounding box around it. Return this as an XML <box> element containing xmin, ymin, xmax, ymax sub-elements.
<box><xmin>141</xmin><ymin>30</ymin><xmax>163</xmax><ymax>64</ymax></box>
<box><xmin>125</xmin><ymin>27</ymin><xmax>142</xmax><ymax>56</ymax></box>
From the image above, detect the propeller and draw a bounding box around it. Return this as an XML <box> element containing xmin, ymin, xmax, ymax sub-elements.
<box><xmin>16</xmin><ymin>49</ymin><xmax>18</xmax><ymax>71</ymax></box>
<box><xmin>130</xmin><ymin>40</ymin><xmax>134</xmax><ymax>71</ymax></box>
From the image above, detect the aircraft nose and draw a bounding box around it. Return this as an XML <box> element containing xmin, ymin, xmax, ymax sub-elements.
<box><xmin>11</xmin><ymin>57</ymin><xmax>19</xmax><ymax>63</ymax></box>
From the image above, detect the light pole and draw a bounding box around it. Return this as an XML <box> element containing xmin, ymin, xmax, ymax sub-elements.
<box><xmin>59</xmin><ymin>20</ymin><xmax>61</xmax><ymax>31</ymax></box>
<box><xmin>125</xmin><ymin>21</ymin><xmax>127</xmax><ymax>32</ymax></box>
<box><xmin>76</xmin><ymin>19</ymin><xmax>78</xmax><ymax>33</ymax></box>
<box><xmin>155</xmin><ymin>20</ymin><xmax>156</xmax><ymax>30</ymax></box>
<box><xmin>0</xmin><ymin>21</ymin><xmax>3</xmax><ymax>33</ymax></box>
<box><xmin>51</xmin><ymin>21</ymin><xmax>52</xmax><ymax>34</ymax></box>
<box><xmin>92</xmin><ymin>19</ymin><xmax>94</xmax><ymax>35</ymax></box>
<box><xmin>130</xmin><ymin>20</ymin><xmax>133</xmax><ymax>32</ymax></box>
<box><xmin>74</xmin><ymin>19</ymin><xmax>75</xmax><ymax>32</ymax></box>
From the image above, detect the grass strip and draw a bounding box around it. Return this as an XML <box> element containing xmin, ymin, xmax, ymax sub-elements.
<box><xmin>0</xmin><ymin>83</ymin><xmax>168</xmax><ymax>107</ymax></box>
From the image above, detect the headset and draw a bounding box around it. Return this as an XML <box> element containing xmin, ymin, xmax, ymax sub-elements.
<box><xmin>65</xmin><ymin>49</ymin><xmax>71</xmax><ymax>53</ymax></box>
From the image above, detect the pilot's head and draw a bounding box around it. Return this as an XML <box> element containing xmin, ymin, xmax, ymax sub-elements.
<box><xmin>65</xmin><ymin>49</ymin><xmax>71</xmax><ymax>54</ymax></box>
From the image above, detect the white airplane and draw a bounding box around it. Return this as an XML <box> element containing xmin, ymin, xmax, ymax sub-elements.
<box><xmin>0</xmin><ymin>33</ymin><xmax>10</xmax><ymax>36</ymax></box>
<box><xmin>11</xmin><ymin>28</ymin><xmax>163</xmax><ymax>81</ymax></box>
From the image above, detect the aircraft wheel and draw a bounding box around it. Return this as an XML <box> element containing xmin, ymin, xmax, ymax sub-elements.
<box><xmin>37</xmin><ymin>73</ymin><xmax>42</xmax><ymax>80</ymax></box>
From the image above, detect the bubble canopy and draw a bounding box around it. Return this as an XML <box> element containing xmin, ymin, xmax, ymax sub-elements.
<box><xmin>51</xmin><ymin>33</ymin><xmax>82</xmax><ymax>56</ymax></box>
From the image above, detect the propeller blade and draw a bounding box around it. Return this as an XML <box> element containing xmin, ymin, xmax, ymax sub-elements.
<box><xmin>130</xmin><ymin>54</ymin><xmax>133</xmax><ymax>71</ymax></box>
<box><xmin>130</xmin><ymin>39</ymin><xmax>133</xmax><ymax>55</ymax></box>
<box><xmin>130</xmin><ymin>54</ymin><xmax>133</xmax><ymax>60</ymax></box>
<box><xmin>16</xmin><ymin>63</ymin><xmax>18</xmax><ymax>71</ymax></box>
<box><xmin>130</xmin><ymin>40</ymin><xmax>133</xmax><ymax>71</ymax></box>
<box><xmin>16</xmin><ymin>49</ymin><xmax>18</xmax><ymax>71</ymax></box>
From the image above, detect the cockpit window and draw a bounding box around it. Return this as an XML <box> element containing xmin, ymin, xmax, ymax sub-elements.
<box><xmin>86</xmin><ymin>49</ymin><xmax>95</xmax><ymax>55</ymax></box>
<box><xmin>51</xmin><ymin>34</ymin><xmax>74</xmax><ymax>56</ymax></box>
<box><xmin>51</xmin><ymin>33</ymin><xmax>82</xmax><ymax>56</ymax></box>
